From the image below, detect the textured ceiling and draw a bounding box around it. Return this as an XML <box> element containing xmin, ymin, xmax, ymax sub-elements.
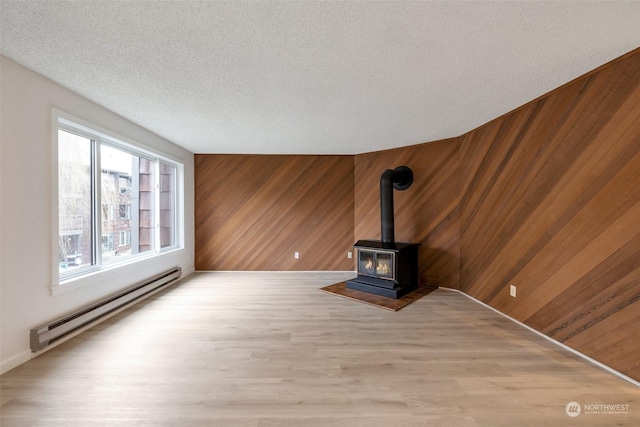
<box><xmin>1</xmin><ymin>1</ymin><xmax>639</xmax><ymax>155</ymax></box>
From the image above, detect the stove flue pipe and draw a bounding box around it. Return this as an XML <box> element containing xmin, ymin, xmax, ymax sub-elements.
<box><xmin>380</xmin><ymin>165</ymin><xmax>414</xmax><ymax>245</ymax></box>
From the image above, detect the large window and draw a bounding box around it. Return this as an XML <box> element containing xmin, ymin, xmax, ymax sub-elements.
<box><xmin>58</xmin><ymin>130</ymin><xmax>93</xmax><ymax>271</ymax></box>
<box><xmin>56</xmin><ymin>115</ymin><xmax>182</xmax><ymax>283</ymax></box>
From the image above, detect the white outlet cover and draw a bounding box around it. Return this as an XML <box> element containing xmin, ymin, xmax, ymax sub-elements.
<box><xmin>294</xmin><ymin>252</ymin><xmax>300</xmax><ymax>259</ymax></box>
<box><xmin>347</xmin><ymin>251</ymin><xmax>353</xmax><ymax>259</ymax></box>
<box><xmin>510</xmin><ymin>285</ymin><xmax>517</xmax><ymax>297</ymax></box>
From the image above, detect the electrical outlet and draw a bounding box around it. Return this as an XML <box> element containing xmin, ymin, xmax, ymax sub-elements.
<box><xmin>347</xmin><ymin>251</ymin><xmax>352</xmax><ymax>259</ymax></box>
<box><xmin>510</xmin><ymin>284</ymin><xmax>517</xmax><ymax>298</ymax></box>
<box><xmin>294</xmin><ymin>252</ymin><xmax>300</xmax><ymax>259</ymax></box>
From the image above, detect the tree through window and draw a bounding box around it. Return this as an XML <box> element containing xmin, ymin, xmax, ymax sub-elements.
<box><xmin>57</xmin><ymin>118</ymin><xmax>181</xmax><ymax>281</ymax></box>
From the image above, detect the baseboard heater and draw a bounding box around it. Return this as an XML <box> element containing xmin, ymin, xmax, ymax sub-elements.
<box><xmin>30</xmin><ymin>267</ymin><xmax>182</xmax><ymax>352</ymax></box>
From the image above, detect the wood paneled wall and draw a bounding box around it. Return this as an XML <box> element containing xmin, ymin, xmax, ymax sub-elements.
<box><xmin>193</xmin><ymin>48</ymin><xmax>639</xmax><ymax>381</ymax></box>
<box><xmin>354</xmin><ymin>139</ymin><xmax>461</xmax><ymax>288</ymax></box>
<box><xmin>195</xmin><ymin>155</ymin><xmax>354</xmax><ymax>271</ymax></box>
<box><xmin>458</xmin><ymin>49</ymin><xmax>640</xmax><ymax>380</ymax></box>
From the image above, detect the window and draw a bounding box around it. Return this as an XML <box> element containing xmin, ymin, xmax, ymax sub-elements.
<box><xmin>101</xmin><ymin>234</ymin><xmax>115</xmax><ymax>252</ymax></box>
<box><xmin>56</xmin><ymin>114</ymin><xmax>182</xmax><ymax>283</ymax></box>
<box><xmin>119</xmin><ymin>230</ymin><xmax>131</xmax><ymax>246</ymax></box>
<box><xmin>58</xmin><ymin>130</ymin><xmax>93</xmax><ymax>272</ymax></box>
<box><xmin>102</xmin><ymin>204</ymin><xmax>116</xmax><ymax>221</ymax></box>
<box><xmin>159</xmin><ymin>162</ymin><xmax>176</xmax><ymax>248</ymax></box>
<box><xmin>119</xmin><ymin>204</ymin><xmax>131</xmax><ymax>220</ymax></box>
<box><xmin>118</xmin><ymin>175</ymin><xmax>132</xmax><ymax>193</ymax></box>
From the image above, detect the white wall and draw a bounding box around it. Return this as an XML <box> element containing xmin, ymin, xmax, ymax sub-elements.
<box><xmin>0</xmin><ymin>56</ymin><xmax>195</xmax><ymax>374</ymax></box>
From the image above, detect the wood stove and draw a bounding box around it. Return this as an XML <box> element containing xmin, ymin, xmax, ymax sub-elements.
<box><xmin>347</xmin><ymin>240</ymin><xmax>420</xmax><ymax>299</ymax></box>
<box><xmin>346</xmin><ymin>165</ymin><xmax>420</xmax><ymax>299</ymax></box>
<box><xmin>347</xmin><ymin>240</ymin><xmax>419</xmax><ymax>298</ymax></box>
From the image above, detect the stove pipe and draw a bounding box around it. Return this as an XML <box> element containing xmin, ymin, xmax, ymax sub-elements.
<box><xmin>380</xmin><ymin>166</ymin><xmax>414</xmax><ymax>245</ymax></box>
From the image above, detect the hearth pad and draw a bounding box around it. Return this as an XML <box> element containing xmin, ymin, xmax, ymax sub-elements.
<box><xmin>319</xmin><ymin>282</ymin><xmax>437</xmax><ymax>311</ymax></box>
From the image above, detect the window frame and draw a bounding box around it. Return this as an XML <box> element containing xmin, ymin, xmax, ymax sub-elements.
<box><xmin>119</xmin><ymin>204</ymin><xmax>131</xmax><ymax>220</ymax></box>
<box><xmin>119</xmin><ymin>230</ymin><xmax>131</xmax><ymax>247</ymax></box>
<box><xmin>52</xmin><ymin>110</ymin><xmax>184</xmax><ymax>292</ymax></box>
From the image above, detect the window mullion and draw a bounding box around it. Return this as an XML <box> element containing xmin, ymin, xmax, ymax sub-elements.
<box><xmin>154</xmin><ymin>160</ymin><xmax>161</xmax><ymax>252</ymax></box>
<box><xmin>93</xmin><ymin>139</ymin><xmax>102</xmax><ymax>268</ymax></box>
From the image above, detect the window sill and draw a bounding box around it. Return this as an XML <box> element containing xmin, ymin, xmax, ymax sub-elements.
<box><xmin>51</xmin><ymin>247</ymin><xmax>181</xmax><ymax>296</ymax></box>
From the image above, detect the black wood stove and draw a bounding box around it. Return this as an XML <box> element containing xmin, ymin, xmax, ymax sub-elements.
<box><xmin>348</xmin><ymin>240</ymin><xmax>419</xmax><ymax>298</ymax></box>
<box><xmin>346</xmin><ymin>166</ymin><xmax>419</xmax><ymax>299</ymax></box>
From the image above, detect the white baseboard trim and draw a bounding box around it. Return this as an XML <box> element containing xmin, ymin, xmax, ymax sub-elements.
<box><xmin>2</xmin><ymin>270</ymin><xmax>348</xmax><ymax>375</ymax></box>
<box><xmin>439</xmin><ymin>287</ymin><xmax>640</xmax><ymax>388</ymax></box>
<box><xmin>1</xmin><ymin>272</ymin><xmax>190</xmax><ymax>376</ymax></box>
<box><xmin>0</xmin><ymin>350</ymin><xmax>34</xmax><ymax>375</ymax></box>
<box><xmin>181</xmin><ymin>266</ymin><xmax>196</xmax><ymax>277</ymax></box>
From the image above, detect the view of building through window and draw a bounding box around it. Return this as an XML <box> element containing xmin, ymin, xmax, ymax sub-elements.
<box><xmin>57</xmin><ymin>123</ymin><xmax>179</xmax><ymax>279</ymax></box>
<box><xmin>99</xmin><ymin>144</ymin><xmax>154</xmax><ymax>264</ymax></box>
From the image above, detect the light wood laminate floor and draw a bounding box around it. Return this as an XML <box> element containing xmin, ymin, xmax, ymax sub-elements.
<box><xmin>2</xmin><ymin>272</ymin><xmax>639</xmax><ymax>426</ymax></box>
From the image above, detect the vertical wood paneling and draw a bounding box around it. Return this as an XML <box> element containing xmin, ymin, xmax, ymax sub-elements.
<box><xmin>354</xmin><ymin>139</ymin><xmax>461</xmax><ymax>288</ymax></box>
<box><xmin>459</xmin><ymin>49</ymin><xmax>640</xmax><ymax>380</ymax></box>
<box><xmin>195</xmin><ymin>155</ymin><xmax>354</xmax><ymax>271</ymax></box>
